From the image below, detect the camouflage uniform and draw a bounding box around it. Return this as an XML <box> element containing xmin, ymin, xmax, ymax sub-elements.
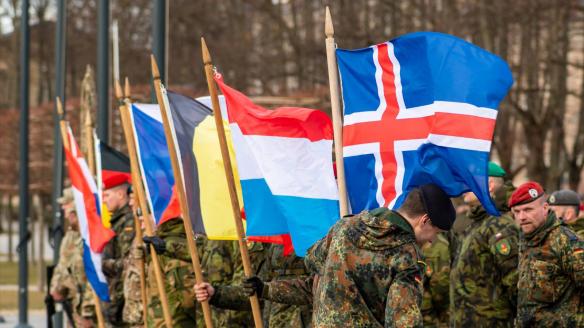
<box><xmin>449</xmin><ymin>181</ymin><xmax>519</xmax><ymax>327</ymax></box>
<box><xmin>102</xmin><ymin>204</ymin><xmax>135</xmax><ymax>327</ymax></box>
<box><xmin>209</xmin><ymin>242</ymin><xmax>312</xmax><ymax>327</ymax></box>
<box><xmin>421</xmin><ymin>232</ymin><xmax>450</xmax><ymax>327</ymax></box>
<box><xmin>50</xmin><ymin>228</ymin><xmax>96</xmax><ymax>327</ymax></box>
<box><xmin>568</xmin><ymin>218</ymin><xmax>584</xmax><ymax>239</ymax></box>
<box><xmin>305</xmin><ymin>209</ymin><xmax>425</xmax><ymax>327</ymax></box>
<box><xmin>196</xmin><ymin>238</ymin><xmax>256</xmax><ymax>327</ymax></box>
<box><xmin>146</xmin><ymin>217</ymin><xmax>197</xmax><ymax>327</ymax></box>
<box><xmin>123</xmin><ymin>228</ymin><xmax>146</xmax><ymax>327</ymax></box>
<box><xmin>517</xmin><ymin>212</ymin><xmax>584</xmax><ymax>327</ymax></box>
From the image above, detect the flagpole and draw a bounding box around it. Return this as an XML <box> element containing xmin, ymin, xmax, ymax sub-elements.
<box><xmin>115</xmin><ymin>80</ymin><xmax>173</xmax><ymax>328</ymax></box>
<box><xmin>150</xmin><ymin>56</ymin><xmax>215</xmax><ymax>328</ymax></box>
<box><xmin>324</xmin><ymin>6</ymin><xmax>349</xmax><ymax>217</ymax></box>
<box><xmin>57</xmin><ymin>98</ymin><xmax>106</xmax><ymax>328</ymax></box>
<box><xmin>200</xmin><ymin>37</ymin><xmax>264</xmax><ymax>328</ymax></box>
<box><xmin>115</xmin><ymin>80</ymin><xmax>152</xmax><ymax>327</ymax></box>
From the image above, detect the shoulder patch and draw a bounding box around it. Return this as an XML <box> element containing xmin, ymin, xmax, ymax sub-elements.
<box><xmin>495</xmin><ymin>239</ymin><xmax>511</xmax><ymax>256</ymax></box>
<box><xmin>573</xmin><ymin>248</ymin><xmax>584</xmax><ymax>256</ymax></box>
<box><xmin>425</xmin><ymin>263</ymin><xmax>433</xmax><ymax>277</ymax></box>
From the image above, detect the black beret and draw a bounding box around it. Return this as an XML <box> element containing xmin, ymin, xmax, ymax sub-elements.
<box><xmin>419</xmin><ymin>184</ymin><xmax>455</xmax><ymax>231</ymax></box>
<box><xmin>548</xmin><ymin>190</ymin><xmax>580</xmax><ymax>206</ymax></box>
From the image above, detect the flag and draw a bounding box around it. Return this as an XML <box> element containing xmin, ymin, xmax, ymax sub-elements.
<box><xmin>163</xmin><ymin>88</ymin><xmax>242</xmax><ymax>239</ymax></box>
<box><xmin>215</xmin><ymin>77</ymin><xmax>339</xmax><ymax>256</ymax></box>
<box><xmin>337</xmin><ymin>31</ymin><xmax>513</xmax><ymax>216</ymax></box>
<box><xmin>129</xmin><ymin>103</ymin><xmax>181</xmax><ymax>226</ymax></box>
<box><xmin>64</xmin><ymin>125</ymin><xmax>114</xmax><ymax>301</ymax></box>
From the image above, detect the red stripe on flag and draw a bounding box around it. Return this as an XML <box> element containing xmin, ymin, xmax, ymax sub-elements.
<box><xmin>215</xmin><ymin>77</ymin><xmax>333</xmax><ymax>142</ymax></box>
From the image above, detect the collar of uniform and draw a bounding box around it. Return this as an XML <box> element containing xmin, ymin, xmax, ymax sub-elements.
<box><xmin>109</xmin><ymin>203</ymin><xmax>131</xmax><ymax>225</ymax></box>
<box><xmin>523</xmin><ymin>211</ymin><xmax>561</xmax><ymax>246</ymax></box>
<box><xmin>468</xmin><ymin>204</ymin><xmax>488</xmax><ymax>221</ymax></box>
<box><xmin>383</xmin><ymin>209</ymin><xmax>415</xmax><ymax>236</ymax></box>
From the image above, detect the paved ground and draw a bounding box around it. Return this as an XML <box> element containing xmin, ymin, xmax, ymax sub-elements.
<box><xmin>0</xmin><ymin>310</ymin><xmax>46</xmax><ymax>328</ymax></box>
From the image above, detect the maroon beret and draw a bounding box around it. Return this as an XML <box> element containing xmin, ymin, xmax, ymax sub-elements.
<box><xmin>508</xmin><ymin>181</ymin><xmax>544</xmax><ymax>208</ymax></box>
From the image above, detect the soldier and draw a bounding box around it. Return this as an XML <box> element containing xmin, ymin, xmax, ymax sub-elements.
<box><xmin>304</xmin><ymin>184</ymin><xmax>455</xmax><ymax>327</ymax></box>
<box><xmin>449</xmin><ymin>162</ymin><xmax>519</xmax><ymax>327</ymax></box>
<box><xmin>194</xmin><ymin>242</ymin><xmax>312</xmax><ymax>327</ymax></box>
<box><xmin>548</xmin><ymin>189</ymin><xmax>584</xmax><ymax>238</ymax></box>
<box><xmin>421</xmin><ymin>232</ymin><xmax>450</xmax><ymax>327</ymax></box>
<box><xmin>122</xmin><ymin>187</ymin><xmax>146</xmax><ymax>327</ymax></box>
<box><xmin>101</xmin><ymin>174</ymin><xmax>135</xmax><ymax>326</ymax></box>
<box><xmin>142</xmin><ymin>217</ymin><xmax>197</xmax><ymax>327</ymax></box>
<box><xmin>50</xmin><ymin>188</ymin><xmax>96</xmax><ymax>327</ymax></box>
<box><xmin>510</xmin><ymin>181</ymin><xmax>584</xmax><ymax>327</ymax></box>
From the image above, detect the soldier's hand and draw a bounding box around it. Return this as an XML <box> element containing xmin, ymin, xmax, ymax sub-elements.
<box><xmin>101</xmin><ymin>259</ymin><xmax>117</xmax><ymax>278</ymax></box>
<box><xmin>50</xmin><ymin>291</ymin><xmax>64</xmax><ymax>302</ymax></box>
<box><xmin>242</xmin><ymin>276</ymin><xmax>265</xmax><ymax>297</ymax></box>
<box><xmin>143</xmin><ymin>236</ymin><xmax>166</xmax><ymax>255</ymax></box>
<box><xmin>194</xmin><ymin>282</ymin><xmax>215</xmax><ymax>302</ymax></box>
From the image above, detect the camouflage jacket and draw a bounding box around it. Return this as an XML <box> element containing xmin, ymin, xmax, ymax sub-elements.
<box><xmin>102</xmin><ymin>203</ymin><xmax>135</xmax><ymax>326</ymax></box>
<box><xmin>123</xmin><ymin>226</ymin><xmax>146</xmax><ymax>326</ymax></box>
<box><xmin>421</xmin><ymin>232</ymin><xmax>450</xmax><ymax>327</ymax></box>
<box><xmin>147</xmin><ymin>217</ymin><xmax>197</xmax><ymax>328</ymax></box>
<box><xmin>305</xmin><ymin>208</ymin><xmax>424</xmax><ymax>328</ymax></box>
<box><xmin>568</xmin><ymin>217</ymin><xmax>584</xmax><ymax>239</ymax></box>
<box><xmin>450</xmin><ymin>182</ymin><xmax>519</xmax><ymax>327</ymax></box>
<box><xmin>517</xmin><ymin>212</ymin><xmax>584</xmax><ymax>327</ymax></box>
<box><xmin>210</xmin><ymin>243</ymin><xmax>312</xmax><ymax>327</ymax></box>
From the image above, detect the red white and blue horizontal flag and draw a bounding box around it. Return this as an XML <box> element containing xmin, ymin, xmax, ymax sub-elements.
<box><xmin>216</xmin><ymin>77</ymin><xmax>339</xmax><ymax>256</ymax></box>
<box><xmin>64</xmin><ymin>125</ymin><xmax>114</xmax><ymax>301</ymax></box>
<box><xmin>338</xmin><ymin>32</ymin><xmax>513</xmax><ymax>215</ymax></box>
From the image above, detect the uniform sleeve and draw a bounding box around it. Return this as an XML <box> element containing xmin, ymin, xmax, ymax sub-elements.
<box><xmin>489</xmin><ymin>219</ymin><xmax>520</xmax><ymax>308</ymax></box>
<box><xmin>265</xmin><ymin>274</ymin><xmax>313</xmax><ymax>305</ymax></box>
<box><xmin>202</xmin><ymin>241</ymin><xmax>235</xmax><ymax>284</ymax></box>
<box><xmin>385</xmin><ymin>246</ymin><xmax>424</xmax><ymax>328</ymax></box>
<box><xmin>50</xmin><ymin>234</ymin><xmax>74</xmax><ymax>297</ymax></box>
<box><xmin>558</xmin><ymin>229</ymin><xmax>584</xmax><ymax>287</ymax></box>
<box><xmin>80</xmin><ymin>282</ymin><xmax>96</xmax><ymax>318</ymax></box>
<box><xmin>304</xmin><ymin>227</ymin><xmax>334</xmax><ymax>275</ymax></box>
<box><xmin>210</xmin><ymin>284</ymin><xmax>257</xmax><ymax>311</ymax></box>
<box><xmin>165</xmin><ymin>238</ymin><xmax>193</xmax><ymax>263</ymax></box>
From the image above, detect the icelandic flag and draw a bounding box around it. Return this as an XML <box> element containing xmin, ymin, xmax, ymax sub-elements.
<box><xmin>338</xmin><ymin>31</ymin><xmax>513</xmax><ymax>216</ymax></box>
<box><xmin>63</xmin><ymin>125</ymin><xmax>114</xmax><ymax>301</ymax></box>
<box><xmin>129</xmin><ymin>103</ymin><xmax>181</xmax><ymax>226</ymax></box>
<box><xmin>215</xmin><ymin>76</ymin><xmax>339</xmax><ymax>256</ymax></box>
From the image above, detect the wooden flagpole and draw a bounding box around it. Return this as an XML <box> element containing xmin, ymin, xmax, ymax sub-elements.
<box><xmin>114</xmin><ymin>79</ymin><xmax>151</xmax><ymax>327</ymax></box>
<box><xmin>200</xmin><ymin>37</ymin><xmax>264</xmax><ymax>328</ymax></box>
<box><xmin>150</xmin><ymin>55</ymin><xmax>214</xmax><ymax>328</ymax></box>
<box><xmin>114</xmin><ymin>80</ymin><xmax>173</xmax><ymax>328</ymax></box>
<box><xmin>56</xmin><ymin>97</ymin><xmax>106</xmax><ymax>328</ymax></box>
<box><xmin>325</xmin><ymin>6</ymin><xmax>349</xmax><ymax>217</ymax></box>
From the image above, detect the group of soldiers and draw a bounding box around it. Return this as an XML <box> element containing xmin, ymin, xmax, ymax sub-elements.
<box><xmin>50</xmin><ymin>162</ymin><xmax>584</xmax><ymax>327</ymax></box>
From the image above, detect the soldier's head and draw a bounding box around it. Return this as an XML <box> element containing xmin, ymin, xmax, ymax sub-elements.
<box><xmin>398</xmin><ymin>184</ymin><xmax>455</xmax><ymax>246</ymax></box>
<box><xmin>510</xmin><ymin>181</ymin><xmax>548</xmax><ymax>234</ymax></box>
<box><xmin>58</xmin><ymin>187</ymin><xmax>79</xmax><ymax>231</ymax></box>
<box><xmin>463</xmin><ymin>162</ymin><xmax>506</xmax><ymax>205</ymax></box>
<box><xmin>102</xmin><ymin>173</ymin><xmax>131</xmax><ymax>212</ymax></box>
<box><xmin>548</xmin><ymin>190</ymin><xmax>580</xmax><ymax>224</ymax></box>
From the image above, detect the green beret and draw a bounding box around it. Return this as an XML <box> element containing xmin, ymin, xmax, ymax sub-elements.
<box><xmin>488</xmin><ymin>162</ymin><xmax>506</xmax><ymax>177</ymax></box>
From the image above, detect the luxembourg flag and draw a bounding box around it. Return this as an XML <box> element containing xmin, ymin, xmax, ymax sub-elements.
<box><xmin>64</xmin><ymin>125</ymin><xmax>114</xmax><ymax>301</ymax></box>
<box><xmin>215</xmin><ymin>76</ymin><xmax>339</xmax><ymax>256</ymax></box>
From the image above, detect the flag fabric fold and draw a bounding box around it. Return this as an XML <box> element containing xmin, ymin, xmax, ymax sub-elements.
<box><xmin>64</xmin><ymin>126</ymin><xmax>114</xmax><ymax>301</ymax></box>
<box><xmin>129</xmin><ymin>103</ymin><xmax>181</xmax><ymax>226</ymax></box>
<box><xmin>215</xmin><ymin>77</ymin><xmax>339</xmax><ymax>256</ymax></box>
<box><xmin>337</xmin><ymin>31</ymin><xmax>513</xmax><ymax>216</ymax></box>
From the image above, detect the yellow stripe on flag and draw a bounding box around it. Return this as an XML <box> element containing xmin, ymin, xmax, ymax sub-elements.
<box><xmin>193</xmin><ymin>116</ymin><xmax>244</xmax><ymax>240</ymax></box>
<box><xmin>101</xmin><ymin>203</ymin><xmax>111</xmax><ymax>228</ymax></box>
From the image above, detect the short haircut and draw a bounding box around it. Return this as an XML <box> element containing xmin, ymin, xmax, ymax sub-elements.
<box><xmin>398</xmin><ymin>188</ymin><xmax>426</xmax><ymax>218</ymax></box>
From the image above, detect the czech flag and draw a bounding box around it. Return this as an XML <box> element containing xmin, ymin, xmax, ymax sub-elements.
<box><xmin>63</xmin><ymin>125</ymin><xmax>114</xmax><ymax>301</ymax></box>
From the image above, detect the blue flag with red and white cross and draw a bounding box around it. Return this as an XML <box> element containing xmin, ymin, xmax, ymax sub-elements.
<box><xmin>338</xmin><ymin>32</ymin><xmax>513</xmax><ymax>216</ymax></box>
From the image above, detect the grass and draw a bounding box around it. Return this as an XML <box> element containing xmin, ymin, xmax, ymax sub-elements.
<box><xmin>0</xmin><ymin>290</ymin><xmax>46</xmax><ymax>310</ymax></box>
<box><xmin>0</xmin><ymin>261</ymin><xmax>44</xmax><ymax>285</ymax></box>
